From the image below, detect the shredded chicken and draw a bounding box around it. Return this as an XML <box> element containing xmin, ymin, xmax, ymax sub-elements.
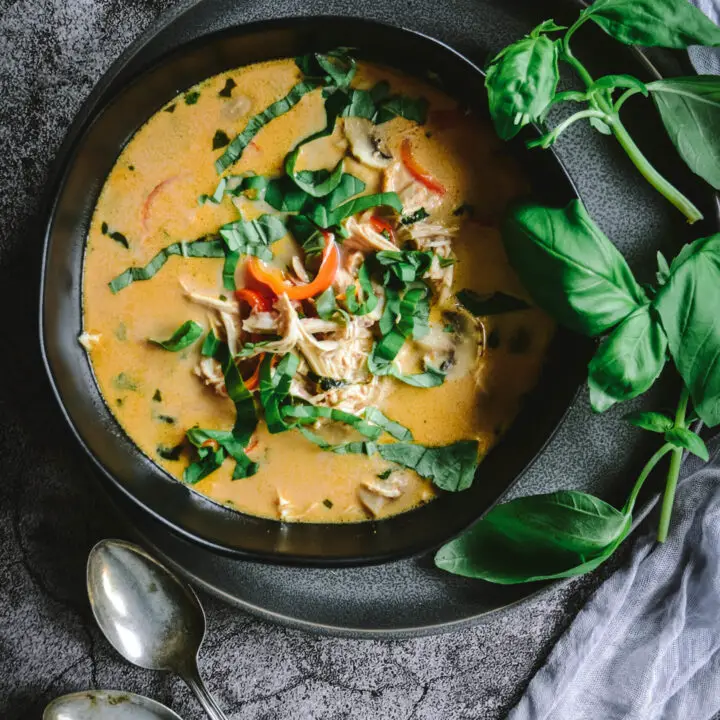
<box><xmin>219</xmin><ymin>311</ymin><xmax>241</xmax><ymax>356</ymax></box>
<box><xmin>194</xmin><ymin>356</ymin><xmax>227</xmax><ymax>396</ymax></box>
<box><xmin>291</xmin><ymin>256</ymin><xmax>311</xmax><ymax>283</ymax></box>
<box><xmin>333</xmin><ymin>249</ymin><xmax>366</xmax><ymax>293</ymax></box>
<box><xmin>180</xmin><ymin>280</ymin><xmax>238</xmax><ymax>314</ymax></box>
<box><xmin>343</xmin><ymin>216</ymin><xmax>398</xmax><ymax>253</ymax></box>
<box><xmin>241</xmin><ymin>308</ymin><xmax>340</xmax><ymax>337</ymax></box>
<box><xmin>383</xmin><ymin>161</ymin><xmax>442</xmax><ymax>215</ymax></box>
<box><xmin>78</xmin><ymin>331</ymin><xmax>102</xmax><ymax>351</ymax></box>
<box><xmin>358</xmin><ymin>472</ymin><xmax>409</xmax><ymax>517</ymax></box>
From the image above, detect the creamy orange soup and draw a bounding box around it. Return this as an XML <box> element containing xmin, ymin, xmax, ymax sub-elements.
<box><xmin>82</xmin><ymin>55</ymin><xmax>553</xmax><ymax>523</ymax></box>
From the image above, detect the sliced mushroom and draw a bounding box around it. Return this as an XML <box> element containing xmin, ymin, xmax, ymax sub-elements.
<box><xmin>343</xmin><ymin>118</ymin><xmax>392</xmax><ymax>169</ymax></box>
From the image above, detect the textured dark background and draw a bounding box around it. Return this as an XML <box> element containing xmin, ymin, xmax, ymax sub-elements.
<box><xmin>0</xmin><ymin>0</ymin><xmax>677</xmax><ymax>718</ymax></box>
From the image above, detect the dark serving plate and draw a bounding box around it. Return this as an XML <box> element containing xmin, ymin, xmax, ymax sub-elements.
<box><xmin>40</xmin><ymin>15</ymin><xmax>594</xmax><ymax>565</ymax></box>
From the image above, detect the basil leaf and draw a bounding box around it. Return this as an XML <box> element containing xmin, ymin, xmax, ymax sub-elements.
<box><xmin>435</xmin><ymin>490</ymin><xmax>631</xmax><ymax>583</ymax></box>
<box><xmin>296</xmin><ymin>49</ymin><xmax>356</xmax><ymax>88</ymax></box>
<box><xmin>259</xmin><ymin>353</ymin><xmax>300</xmax><ymax>433</ymax></box>
<box><xmin>109</xmin><ymin>238</ymin><xmax>226</xmax><ymax>293</ymax></box>
<box><xmin>624</xmin><ymin>410</ymin><xmax>674</xmax><ymax>433</ymax></box>
<box><xmin>590</xmin><ymin>74</ymin><xmax>648</xmax><ymax>96</ymax></box>
<box><xmin>502</xmin><ymin>200</ymin><xmax>647</xmax><ymax>336</ymax></box>
<box><xmin>212</xmin><ymin>130</ymin><xmax>230</xmax><ymax>150</ymax></box>
<box><xmin>345</xmin><ymin>263</ymin><xmax>378</xmax><ymax>316</ymax></box>
<box><xmin>339</xmin><ymin>88</ymin><xmax>377</xmax><ymax>119</ymax></box>
<box><xmin>664</xmin><ymin>427</ymin><xmax>709</xmax><ymax>461</ymax></box>
<box><xmin>656</xmin><ymin>251</ymin><xmax>671</xmax><ymax>286</ymax></box>
<box><xmin>201</xmin><ymin>330</ymin><xmax>221</xmax><ymax>357</ymax></box>
<box><xmin>183</xmin><ymin>448</ymin><xmax>225</xmax><ymax>485</ymax></box>
<box><xmin>323</xmin><ymin>174</ymin><xmax>367</xmax><ymax>210</ymax></box>
<box><xmin>401</xmin><ymin>208</ymin><xmax>430</xmax><ymax>226</ymax></box>
<box><xmin>219</xmin><ymin>78</ymin><xmax>236</xmax><ymax>97</ymax></box>
<box><xmin>647</xmin><ymin>77</ymin><xmax>720</xmax><ymax>190</ymax></box>
<box><xmin>364</xmin><ymin>407</ymin><xmax>413</xmax><ymax>441</ymax></box>
<box><xmin>311</xmin><ymin>192</ymin><xmax>403</xmax><ymax>228</ymax></box>
<box><xmin>219</xmin><ymin>214</ymin><xmax>287</xmax><ymax>259</ymax></box>
<box><xmin>587</xmin><ymin>305</ymin><xmax>668</xmax><ymax>413</ymax></box>
<box><xmin>149</xmin><ymin>320</ymin><xmax>204</xmax><ymax>352</ymax></box>
<box><xmin>198</xmin><ymin>178</ymin><xmax>228</xmax><ymax>206</ymax></box>
<box><xmin>215</xmin><ymin>80</ymin><xmax>319</xmax><ymax>173</ymax></box>
<box><xmin>377</xmin><ymin>440</ymin><xmax>479</xmax><ymax>492</ymax></box>
<box><xmin>315</xmin><ymin>288</ymin><xmax>339</xmax><ymax>320</ymax></box>
<box><xmin>485</xmin><ymin>27</ymin><xmax>560</xmax><ymax>140</ymax></box>
<box><xmin>288</xmin><ymin>158</ymin><xmax>345</xmax><ymax>198</ymax></box>
<box><xmin>583</xmin><ymin>0</ymin><xmax>720</xmax><ymax>49</ymax></box>
<box><xmin>222</xmin><ymin>251</ymin><xmax>240</xmax><ymax>290</ymax></box>
<box><xmin>457</xmin><ymin>289</ymin><xmax>530</xmax><ymax>316</ymax></box>
<box><xmin>654</xmin><ymin>234</ymin><xmax>720</xmax><ymax>426</ymax></box>
<box><xmin>390</xmin><ymin>364</ymin><xmax>446</xmax><ymax>388</ymax></box>
<box><xmin>374</xmin><ymin>95</ymin><xmax>429</xmax><ymax>124</ymax></box>
<box><xmin>282</xmin><ymin>405</ymin><xmax>383</xmax><ymax>440</ymax></box>
<box><xmin>375</xmin><ymin>250</ymin><xmax>434</xmax><ymax>283</ymax></box>
<box><xmin>186</xmin><ymin>428</ymin><xmax>259</xmax><ymax>477</ymax></box>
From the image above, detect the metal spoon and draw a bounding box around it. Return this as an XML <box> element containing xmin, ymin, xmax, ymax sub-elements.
<box><xmin>44</xmin><ymin>690</ymin><xmax>182</xmax><ymax>720</ymax></box>
<box><xmin>87</xmin><ymin>539</ymin><xmax>228</xmax><ymax>720</ymax></box>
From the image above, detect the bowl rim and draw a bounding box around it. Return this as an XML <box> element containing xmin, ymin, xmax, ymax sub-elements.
<box><xmin>39</xmin><ymin>14</ymin><xmax>589</xmax><ymax>566</ymax></box>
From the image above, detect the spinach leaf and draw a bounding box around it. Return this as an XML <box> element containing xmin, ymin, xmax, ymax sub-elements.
<box><xmin>583</xmin><ymin>0</ymin><xmax>720</xmax><ymax>48</ymax></box>
<box><xmin>109</xmin><ymin>238</ymin><xmax>225</xmax><ymax>293</ymax></box>
<box><xmin>457</xmin><ymin>289</ymin><xmax>530</xmax><ymax>316</ymax></box>
<box><xmin>654</xmin><ymin>233</ymin><xmax>720</xmax><ymax>426</ymax></box>
<box><xmin>364</xmin><ymin>407</ymin><xmax>413</xmax><ymax>441</ymax></box>
<box><xmin>215</xmin><ymin>80</ymin><xmax>318</xmax><ymax>173</ymax></box>
<box><xmin>664</xmin><ymin>427</ymin><xmax>709</xmax><ymax>461</ymax></box>
<box><xmin>435</xmin><ymin>490</ymin><xmax>631</xmax><ymax>583</ymax></box>
<box><xmin>588</xmin><ymin>305</ymin><xmax>668</xmax><ymax>412</ymax></box>
<box><xmin>149</xmin><ymin>320</ymin><xmax>204</xmax><ymax>352</ymax></box>
<box><xmin>502</xmin><ymin>200</ymin><xmax>647</xmax><ymax>335</ymax></box>
<box><xmin>647</xmin><ymin>77</ymin><xmax>720</xmax><ymax>190</ymax></box>
<box><xmin>377</xmin><ymin>440</ymin><xmax>479</xmax><ymax>491</ymax></box>
<box><xmin>218</xmin><ymin>214</ymin><xmax>287</xmax><ymax>259</ymax></box>
<box><xmin>485</xmin><ymin>23</ymin><xmax>560</xmax><ymax>140</ymax></box>
<box><xmin>624</xmin><ymin>410</ymin><xmax>674</xmax><ymax>433</ymax></box>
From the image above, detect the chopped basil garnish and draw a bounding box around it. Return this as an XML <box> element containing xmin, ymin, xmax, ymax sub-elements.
<box><xmin>152</xmin><ymin>389</ymin><xmax>163</xmax><ymax>402</ymax></box>
<box><xmin>156</xmin><ymin>414</ymin><xmax>176</xmax><ymax>425</ymax></box>
<box><xmin>259</xmin><ymin>353</ymin><xmax>300</xmax><ymax>433</ymax></box>
<box><xmin>101</xmin><ymin>222</ymin><xmax>130</xmax><ymax>249</ymax></box>
<box><xmin>218</xmin><ymin>214</ymin><xmax>287</xmax><ymax>260</ymax></box>
<box><xmin>157</xmin><ymin>444</ymin><xmax>184</xmax><ymax>461</ymax></box>
<box><xmin>222</xmin><ymin>251</ymin><xmax>240</xmax><ymax>291</ymax></box>
<box><xmin>401</xmin><ymin>208</ymin><xmax>430</xmax><ymax>225</ymax></box>
<box><xmin>364</xmin><ymin>407</ymin><xmax>413</xmax><ymax>441</ymax></box>
<box><xmin>184</xmin><ymin>90</ymin><xmax>200</xmax><ymax>105</ymax></box>
<box><xmin>164</xmin><ymin>104</ymin><xmax>176</xmax><ymax>114</ymax></box>
<box><xmin>377</xmin><ymin>469</ymin><xmax>393</xmax><ymax>480</ymax></box>
<box><xmin>215</xmin><ymin>80</ymin><xmax>318</xmax><ymax>173</ymax></box>
<box><xmin>218</xmin><ymin>78</ymin><xmax>237</xmax><ymax>98</ymax></box>
<box><xmin>345</xmin><ymin>263</ymin><xmax>378</xmax><ymax>316</ymax></box>
<box><xmin>149</xmin><ymin>320</ymin><xmax>204</xmax><ymax>352</ymax></box>
<box><xmin>212</xmin><ymin>130</ymin><xmax>231</xmax><ymax>150</ymax></box>
<box><xmin>113</xmin><ymin>372</ymin><xmax>138</xmax><ymax>392</ymax></box>
<box><xmin>453</xmin><ymin>203</ymin><xmax>475</xmax><ymax>217</ymax></box>
<box><xmin>323</xmin><ymin>498</ymin><xmax>334</xmax><ymax>509</ymax></box>
<box><xmin>109</xmin><ymin>238</ymin><xmax>225</xmax><ymax>293</ymax></box>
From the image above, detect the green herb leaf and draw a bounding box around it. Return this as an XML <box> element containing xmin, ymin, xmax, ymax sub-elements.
<box><xmin>198</xmin><ymin>178</ymin><xmax>228</xmax><ymax>206</ymax></box>
<box><xmin>259</xmin><ymin>353</ymin><xmax>300</xmax><ymax>433</ymax></box>
<box><xmin>219</xmin><ymin>214</ymin><xmax>287</xmax><ymax>259</ymax></box>
<box><xmin>201</xmin><ymin>330</ymin><xmax>221</xmax><ymax>357</ymax></box>
<box><xmin>219</xmin><ymin>78</ymin><xmax>237</xmax><ymax>98</ymax></box>
<box><xmin>435</xmin><ymin>490</ymin><xmax>631</xmax><ymax>583</ymax></box>
<box><xmin>157</xmin><ymin>443</ymin><xmax>183</xmax><ymax>461</ymax></box>
<box><xmin>400</xmin><ymin>208</ymin><xmax>430</xmax><ymax>225</ymax></box>
<box><xmin>587</xmin><ymin>305</ymin><xmax>668</xmax><ymax>412</ymax></box>
<box><xmin>374</xmin><ymin>95</ymin><xmax>429</xmax><ymax>124</ymax></box>
<box><xmin>215</xmin><ymin>80</ymin><xmax>318</xmax><ymax>173</ymax></box>
<box><xmin>390</xmin><ymin>365</ymin><xmax>446</xmax><ymax>388</ymax></box>
<box><xmin>184</xmin><ymin>448</ymin><xmax>224</xmax><ymax>484</ymax></box>
<box><xmin>654</xmin><ymin>234</ymin><xmax>720</xmax><ymax>426</ymax></box>
<box><xmin>647</xmin><ymin>77</ymin><xmax>720</xmax><ymax>190</ymax></box>
<box><xmin>664</xmin><ymin>427</ymin><xmax>709</xmax><ymax>461</ymax></box>
<box><xmin>152</xmin><ymin>389</ymin><xmax>163</xmax><ymax>402</ymax></box>
<box><xmin>310</xmin><ymin>191</ymin><xmax>402</xmax><ymax>228</ymax></box>
<box><xmin>282</xmin><ymin>405</ymin><xmax>383</xmax><ymax>440</ymax></box>
<box><xmin>222</xmin><ymin>251</ymin><xmax>240</xmax><ymax>291</ymax></box>
<box><xmin>345</xmin><ymin>262</ymin><xmax>379</xmax><ymax>316</ymax></box>
<box><xmin>364</xmin><ymin>407</ymin><xmax>413</xmax><ymax>441</ymax></box>
<box><xmin>315</xmin><ymin>288</ymin><xmax>339</xmax><ymax>320</ymax></box>
<box><xmin>583</xmin><ymin>0</ymin><xmax>720</xmax><ymax>49</ymax></box>
<box><xmin>112</xmin><ymin>372</ymin><xmax>139</xmax><ymax>392</ymax></box>
<box><xmin>184</xmin><ymin>90</ymin><xmax>200</xmax><ymax>105</ymax></box>
<box><xmin>296</xmin><ymin>49</ymin><xmax>357</xmax><ymax>88</ymax></box>
<box><xmin>502</xmin><ymin>200</ymin><xmax>647</xmax><ymax>336</ymax></box>
<box><xmin>457</xmin><ymin>289</ymin><xmax>530</xmax><ymax>316</ymax></box>
<box><xmin>149</xmin><ymin>320</ymin><xmax>204</xmax><ymax>352</ymax></box>
<box><xmin>212</xmin><ymin>130</ymin><xmax>231</xmax><ymax>150</ymax></box>
<box><xmin>656</xmin><ymin>251</ymin><xmax>671</xmax><ymax>286</ymax></box>
<box><xmin>624</xmin><ymin>410</ymin><xmax>674</xmax><ymax>433</ymax></box>
<box><xmin>485</xmin><ymin>25</ymin><xmax>560</xmax><ymax>140</ymax></box>
<box><xmin>109</xmin><ymin>238</ymin><xmax>226</xmax><ymax>293</ymax></box>
<box><xmin>378</xmin><ymin>440</ymin><xmax>479</xmax><ymax>491</ymax></box>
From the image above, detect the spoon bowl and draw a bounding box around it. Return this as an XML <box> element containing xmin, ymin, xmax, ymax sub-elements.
<box><xmin>43</xmin><ymin>690</ymin><xmax>182</xmax><ymax>720</ymax></box>
<box><xmin>87</xmin><ymin>539</ymin><xmax>228</xmax><ymax>720</ymax></box>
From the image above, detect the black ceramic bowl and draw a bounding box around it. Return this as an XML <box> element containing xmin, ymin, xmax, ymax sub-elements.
<box><xmin>40</xmin><ymin>16</ymin><xmax>592</xmax><ymax>566</ymax></box>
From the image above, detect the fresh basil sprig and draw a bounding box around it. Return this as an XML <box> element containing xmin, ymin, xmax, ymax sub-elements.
<box><xmin>485</xmin><ymin>0</ymin><xmax>720</xmax><ymax>221</ymax></box>
<box><xmin>149</xmin><ymin>320</ymin><xmax>204</xmax><ymax>352</ymax></box>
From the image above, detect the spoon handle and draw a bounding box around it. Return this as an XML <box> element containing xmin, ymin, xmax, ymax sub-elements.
<box><xmin>181</xmin><ymin>663</ymin><xmax>229</xmax><ymax>720</ymax></box>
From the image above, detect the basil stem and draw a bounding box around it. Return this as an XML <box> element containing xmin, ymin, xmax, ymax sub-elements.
<box><xmin>556</xmin><ymin>17</ymin><xmax>703</xmax><ymax>224</ymax></box>
<box><xmin>657</xmin><ymin>386</ymin><xmax>690</xmax><ymax>542</ymax></box>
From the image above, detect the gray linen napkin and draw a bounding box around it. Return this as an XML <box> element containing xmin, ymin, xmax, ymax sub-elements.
<box><xmin>509</xmin><ymin>437</ymin><xmax>720</xmax><ymax>720</ymax></box>
<box><xmin>509</xmin><ymin>5</ymin><xmax>720</xmax><ymax>716</ymax></box>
